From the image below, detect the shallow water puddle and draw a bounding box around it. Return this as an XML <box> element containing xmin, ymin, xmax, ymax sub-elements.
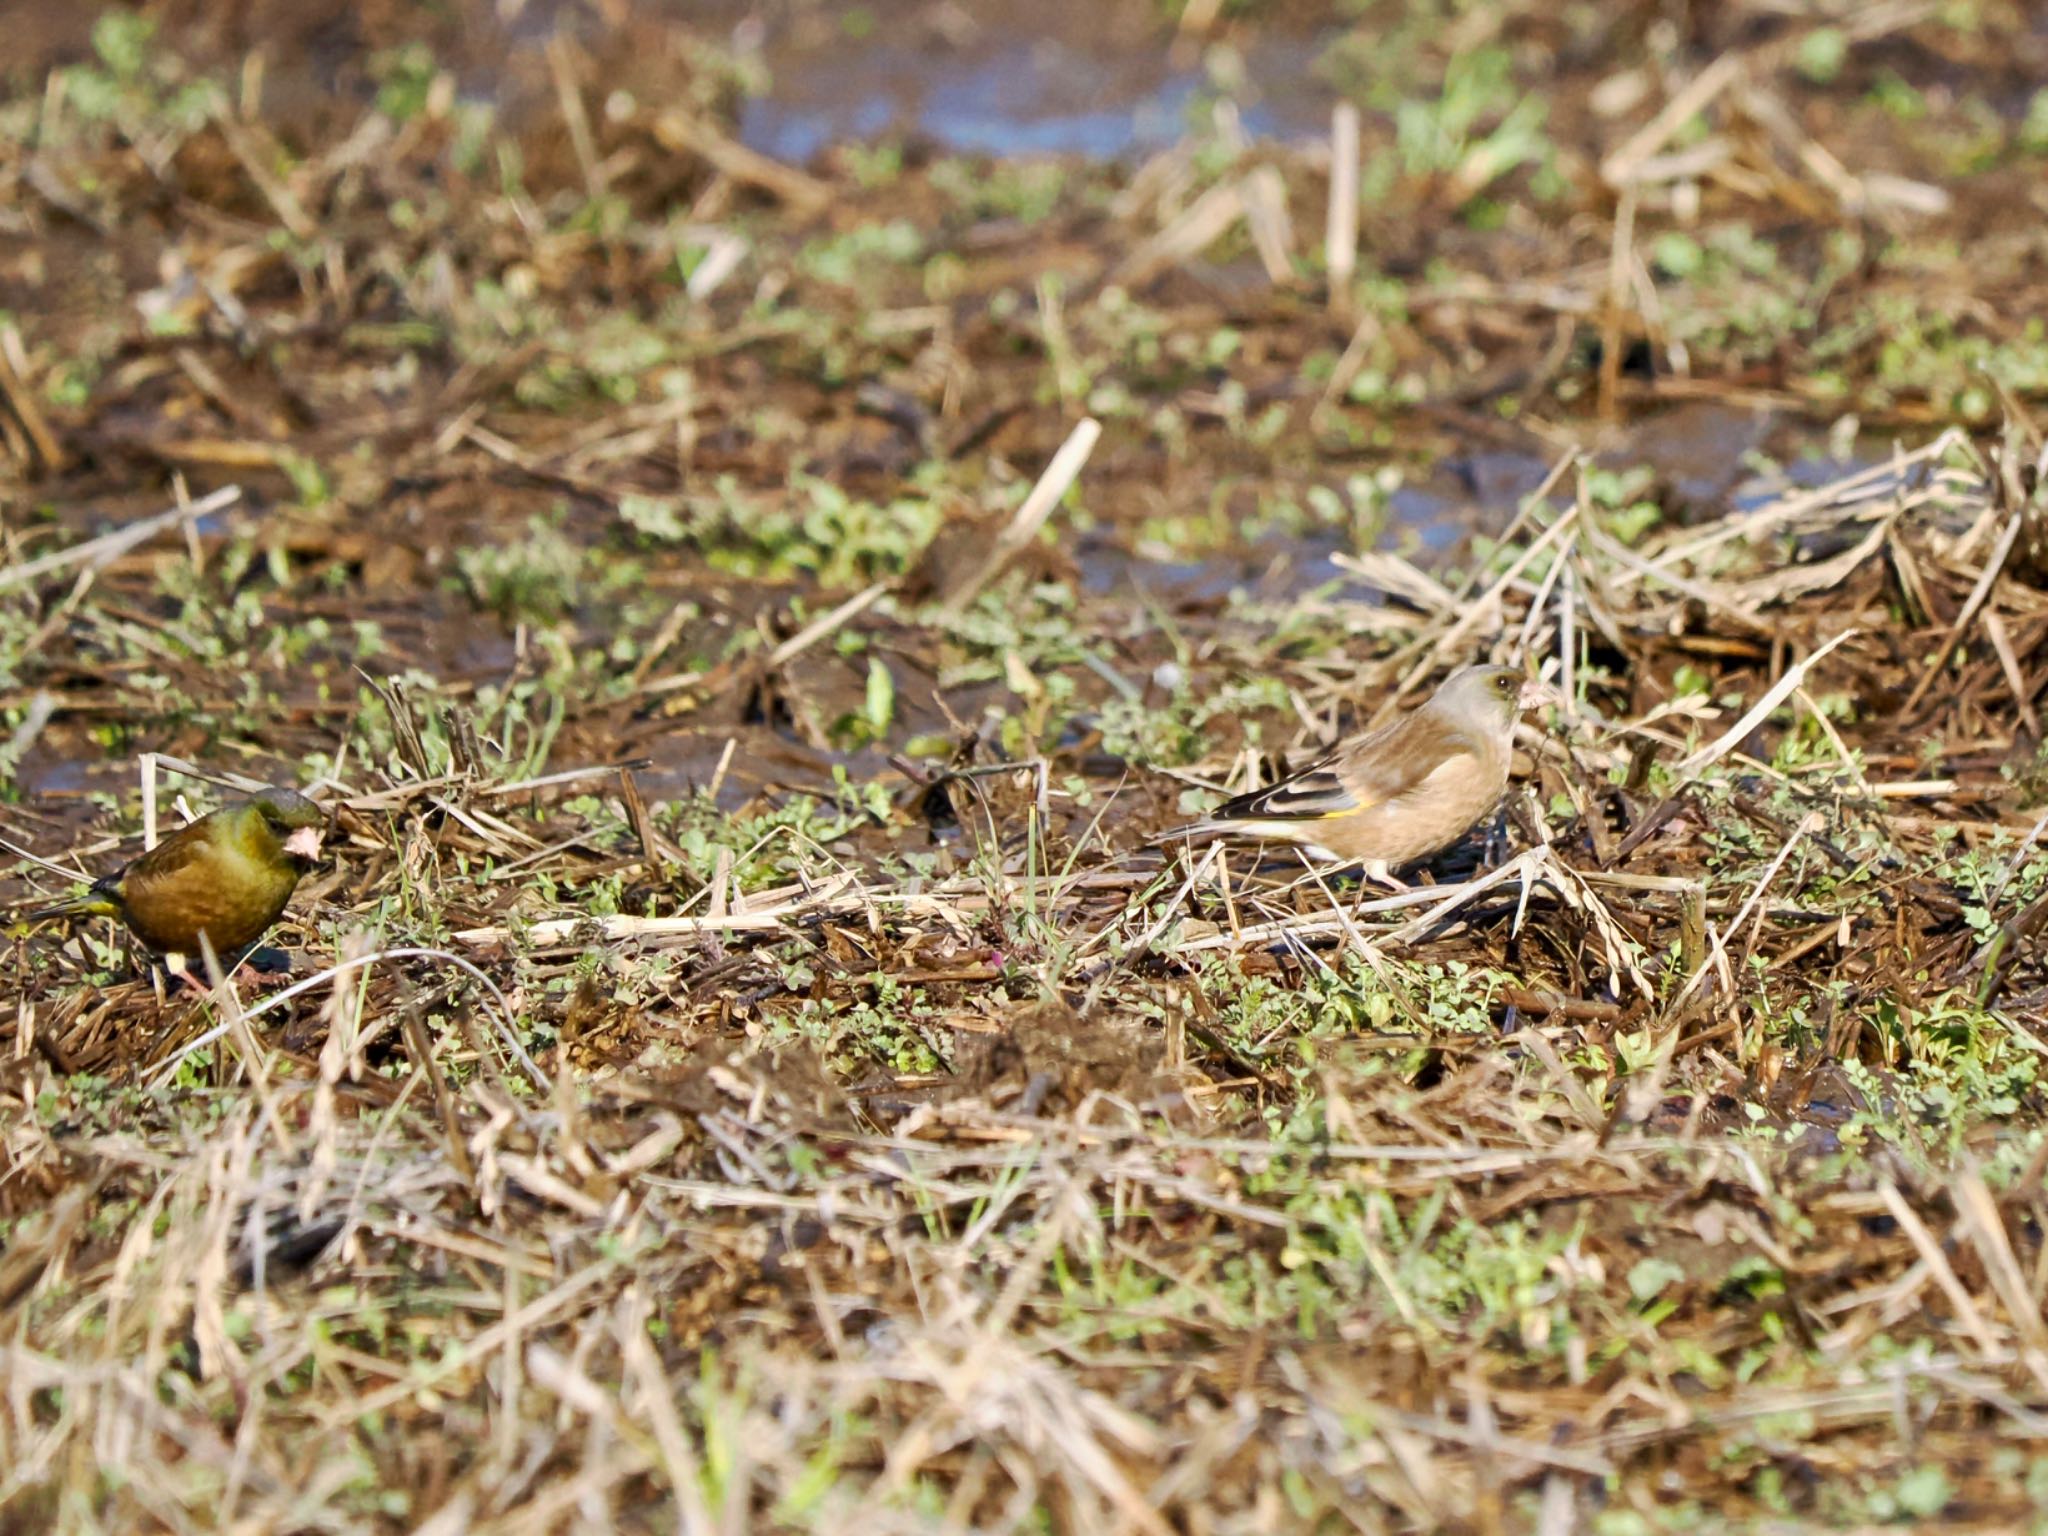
<box><xmin>713</xmin><ymin>0</ymin><xmax>1334</xmax><ymax>161</ymax></box>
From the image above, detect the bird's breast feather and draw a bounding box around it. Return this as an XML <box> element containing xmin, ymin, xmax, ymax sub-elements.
<box><xmin>1335</xmin><ymin>709</ymin><xmax>1490</xmax><ymax>813</ymax></box>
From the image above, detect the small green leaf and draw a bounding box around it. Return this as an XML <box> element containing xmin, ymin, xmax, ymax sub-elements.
<box><xmin>1627</xmin><ymin>1257</ymin><xmax>1687</xmax><ymax>1305</ymax></box>
<box><xmin>864</xmin><ymin>658</ymin><xmax>895</xmax><ymax>735</ymax></box>
<box><xmin>1796</xmin><ymin>27</ymin><xmax>1847</xmax><ymax>83</ymax></box>
<box><xmin>1895</xmin><ymin>1466</ymin><xmax>1953</xmax><ymax>1519</ymax></box>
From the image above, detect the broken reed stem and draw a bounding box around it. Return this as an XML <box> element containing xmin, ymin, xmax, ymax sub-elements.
<box><xmin>939</xmin><ymin>416</ymin><xmax>1102</xmax><ymax>616</ymax></box>
<box><xmin>0</xmin><ymin>485</ymin><xmax>241</xmax><ymax>593</ymax></box>
<box><xmin>150</xmin><ymin>946</ymin><xmax>550</xmax><ymax>1093</ymax></box>
<box><xmin>545</xmin><ymin>37</ymin><xmax>604</xmax><ymax>199</ymax></box>
<box><xmin>1983</xmin><ymin>611</ymin><xmax>2040</xmax><ymax>739</ymax></box>
<box><xmin>766</xmin><ymin>580</ymin><xmax>890</xmax><ymax>670</ymax></box>
<box><xmin>649</xmin><ymin>111</ymin><xmax>832</xmax><ymax>211</ymax></box>
<box><xmin>1239</xmin><ymin>165</ymin><xmax>1295</xmax><ymax>285</ymax></box>
<box><xmin>1383</xmin><ymin>505</ymin><xmax>1582</xmax><ymax>718</ymax></box>
<box><xmin>1600</xmin><ymin>51</ymin><xmax>1746</xmax><ymax>188</ymax></box>
<box><xmin>1325</xmin><ymin>102</ymin><xmax>1360</xmax><ymax>309</ymax></box>
<box><xmin>0</xmin><ymin>323</ymin><xmax>66</xmax><ymax>472</ymax></box>
<box><xmin>1674</xmin><ymin>628</ymin><xmax>1857</xmax><ymax>780</ymax></box>
<box><xmin>1664</xmin><ymin>810</ymin><xmax>1820</xmax><ymax>1021</ymax></box>
<box><xmin>1597</xmin><ymin>184</ymin><xmax>1637</xmax><ymax>422</ymax></box>
<box><xmin>140</xmin><ymin>753</ymin><xmax>159</xmax><ymax>852</ymax></box>
<box><xmin>1904</xmin><ymin>505</ymin><xmax>2023</xmax><ymax>715</ymax></box>
<box><xmin>1111</xmin><ymin>181</ymin><xmax>1244</xmax><ymax>289</ymax></box>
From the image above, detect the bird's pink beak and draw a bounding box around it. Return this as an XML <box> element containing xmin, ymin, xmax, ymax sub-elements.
<box><xmin>283</xmin><ymin>825</ymin><xmax>324</xmax><ymax>861</ymax></box>
<box><xmin>1517</xmin><ymin>680</ymin><xmax>1551</xmax><ymax>710</ymax></box>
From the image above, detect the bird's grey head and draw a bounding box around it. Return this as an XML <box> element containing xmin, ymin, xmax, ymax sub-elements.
<box><xmin>1432</xmin><ymin>664</ymin><xmax>1535</xmax><ymax>736</ymax></box>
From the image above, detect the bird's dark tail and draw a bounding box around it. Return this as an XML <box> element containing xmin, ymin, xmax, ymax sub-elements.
<box><xmin>22</xmin><ymin>880</ymin><xmax>122</xmax><ymax>924</ymax></box>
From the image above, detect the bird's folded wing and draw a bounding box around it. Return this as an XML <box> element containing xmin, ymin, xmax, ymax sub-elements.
<box><xmin>1208</xmin><ymin>759</ymin><xmax>1355</xmax><ymax>820</ymax></box>
<box><xmin>117</xmin><ymin>828</ymin><xmax>217</xmax><ymax>900</ymax></box>
<box><xmin>1211</xmin><ymin>710</ymin><xmax>1474</xmax><ymax>822</ymax></box>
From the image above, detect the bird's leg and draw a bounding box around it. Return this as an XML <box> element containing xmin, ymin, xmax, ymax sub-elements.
<box><xmin>161</xmin><ymin>947</ymin><xmax>263</xmax><ymax>999</ymax></box>
<box><xmin>1483</xmin><ymin>805</ymin><xmax>1511</xmax><ymax>868</ymax></box>
<box><xmin>158</xmin><ymin>953</ymin><xmax>200</xmax><ymax>996</ymax></box>
<box><xmin>1360</xmin><ymin>860</ymin><xmax>1408</xmax><ymax>894</ymax></box>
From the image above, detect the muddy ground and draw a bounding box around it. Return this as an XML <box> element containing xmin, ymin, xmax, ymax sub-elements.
<box><xmin>6</xmin><ymin>1</ymin><xmax>2048</xmax><ymax>1531</ymax></box>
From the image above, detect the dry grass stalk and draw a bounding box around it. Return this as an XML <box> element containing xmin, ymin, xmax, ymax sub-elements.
<box><xmin>649</xmin><ymin>111</ymin><xmax>832</xmax><ymax>212</ymax></box>
<box><xmin>0</xmin><ymin>324</ymin><xmax>65</xmax><ymax>474</ymax></box>
<box><xmin>1110</xmin><ymin>180</ymin><xmax>1246</xmax><ymax>289</ymax></box>
<box><xmin>1238</xmin><ymin>165</ymin><xmax>1295</xmax><ymax>285</ymax></box>
<box><xmin>1325</xmin><ymin>102</ymin><xmax>1360</xmax><ymax>309</ymax></box>
<box><xmin>938</xmin><ymin>416</ymin><xmax>1102</xmax><ymax>615</ymax></box>
<box><xmin>10</xmin><ymin>21</ymin><xmax>2048</xmax><ymax>1527</ymax></box>
<box><xmin>0</xmin><ymin>485</ymin><xmax>241</xmax><ymax>593</ymax></box>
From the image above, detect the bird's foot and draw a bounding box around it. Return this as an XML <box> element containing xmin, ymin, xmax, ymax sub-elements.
<box><xmin>1360</xmin><ymin>862</ymin><xmax>1408</xmax><ymax>894</ymax></box>
<box><xmin>159</xmin><ymin>949</ymin><xmax>287</xmax><ymax>998</ymax></box>
<box><xmin>239</xmin><ymin>946</ymin><xmax>294</xmax><ymax>979</ymax></box>
<box><xmin>157</xmin><ymin>957</ymin><xmax>204</xmax><ymax>998</ymax></box>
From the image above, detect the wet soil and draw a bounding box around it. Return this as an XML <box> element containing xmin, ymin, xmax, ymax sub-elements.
<box><xmin>0</xmin><ymin>0</ymin><xmax>2041</xmax><ymax>840</ymax></box>
<box><xmin>9</xmin><ymin>6</ymin><xmax>2048</xmax><ymax>1527</ymax></box>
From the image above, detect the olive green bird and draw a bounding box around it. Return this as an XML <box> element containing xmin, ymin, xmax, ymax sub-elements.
<box><xmin>24</xmin><ymin>787</ymin><xmax>326</xmax><ymax>965</ymax></box>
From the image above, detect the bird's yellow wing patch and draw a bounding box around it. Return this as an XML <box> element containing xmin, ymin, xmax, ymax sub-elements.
<box><xmin>1209</xmin><ymin>762</ymin><xmax>1361</xmax><ymax>822</ymax></box>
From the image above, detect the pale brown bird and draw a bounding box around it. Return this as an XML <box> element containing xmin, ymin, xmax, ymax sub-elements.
<box><xmin>1159</xmin><ymin>664</ymin><xmax>1540</xmax><ymax>884</ymax></box>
